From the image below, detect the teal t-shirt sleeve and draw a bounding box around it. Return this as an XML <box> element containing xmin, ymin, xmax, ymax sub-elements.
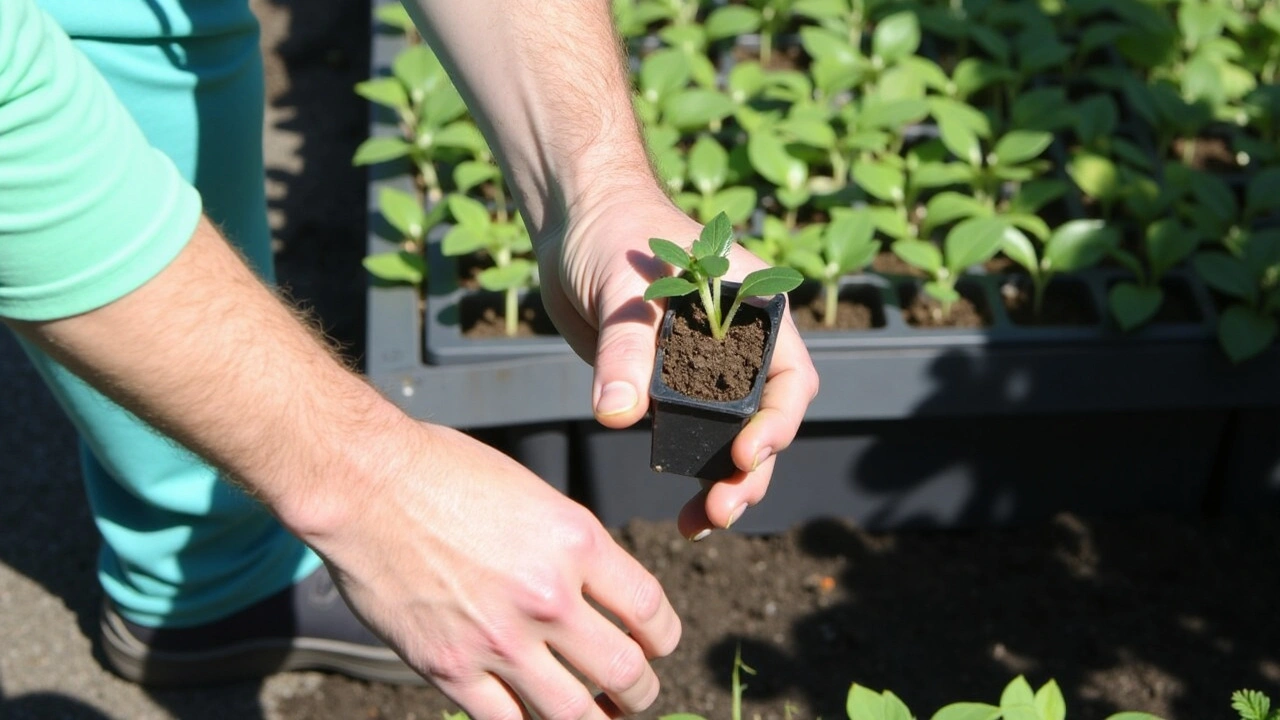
<box><xmin>0</xmin><ymin>0</ymin><xmax>202</xmax><ymax>322</ymax></box>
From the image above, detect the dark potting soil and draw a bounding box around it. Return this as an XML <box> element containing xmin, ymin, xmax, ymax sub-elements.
<box><xmin>459</xmin><ymin>291</ymin><xmax>559</xmax><ymax>338</ymax></box>
<box><xmin>791</xmin><ymin>287</ymin><xmax>882</xmax><ymax>331</ymax></box>
<box><xmin>274</xmin><ymin>513</ymin><xmax>1280</xmax><ymax>720</ymax></box>
<box><xmin>902</xmin><ymin>287</ymin><xmax>990</xmax><ymax>329</ymax></box>
<box><xmin>1002</xmin><ymin>279</ymin><xmax>1101</xmax><ymax>327</ymax></box>
<box><xmin>661</xmin><ymin>300</ymin><xmax>767</xmax><ymax>402</ymax></box>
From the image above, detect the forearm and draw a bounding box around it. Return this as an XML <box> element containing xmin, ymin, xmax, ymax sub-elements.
<box><xmin>402</xmin><ymin>0</ymin><xmax>664</xmax><ymax>236</ymax></box>
<box><xmin>6</xmin><ymin>217</ymin><xmax>417</xmax><ymax>539</ymax></box>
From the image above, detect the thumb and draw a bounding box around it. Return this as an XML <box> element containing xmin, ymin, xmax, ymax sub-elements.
<box><xmin>591</xmin><ymin>291</ymin><xmax>661</xmax><ymax>429</ymax></box>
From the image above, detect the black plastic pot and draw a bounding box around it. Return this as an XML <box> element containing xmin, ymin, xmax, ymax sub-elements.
<box><xmin>649</xmin><ymin>284</ymin><xmax>786</xmax><ymax>480</ymax></box>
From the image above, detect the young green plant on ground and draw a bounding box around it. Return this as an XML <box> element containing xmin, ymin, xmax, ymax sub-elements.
<box><xmin>1001</xmin><ymin>219</ymin><xmax>1120</xmax><ymax>318</ymax></box>
<box><xmin>786</xmin><ymin>207</ymin><xmax>879</xmax><ymax>327</ymax></box>
<box><xmin>891</xmin><ymin>216</ymin><xmax>1008</xmax><ymax>320</ymax></box>
<box><xmin>1233</xmin><ymin>689</ymin><xmax>1279</xmax><ymax>720</ymax></box>
<box><xmin>441</xmin><ymin>194</ymin><xmax>536</xmax><ymax>337</ymax></box>
<box><xmin>644</xmin><ymin>212</ymin><xmax>804</xmax><ymax>340</ymax></box>
<box><xmin>847</xmin><ymin>675</ymin><xmax>1165</xmax><ymax>720</ymax></box>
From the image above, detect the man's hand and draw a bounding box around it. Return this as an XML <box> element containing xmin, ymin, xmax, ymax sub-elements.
<box><xmin>308</xmin><ymin>422</ymin><xmax>681</xmax><ymax>720</ymax></box>
<box><xmin>534</xmin><ymin>189</ymin><xmax>821</xmax><ymax>541</ymax></box>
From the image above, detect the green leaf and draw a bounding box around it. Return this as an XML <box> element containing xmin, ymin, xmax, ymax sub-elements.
<box><xmin>924</xmin><ymin>192</ymin><xmax>991</xmax><ymax>234</ymax></box>
<box><xmin>951</xmin><ymin>58</ymin><xmax>1016</xmax><ymax>101</ymax></box>
<box><xmin>1146</xmin><ymin>218</ymin><xmax>1200</xmax><ymax>280</ymax></box>
<box><xmin>801</xmin><ymin>26</ymin><xmax>858</xmax><ymax>65</ymax></box>
<box><xmin>453</xmin><ymin>161</ymin><xmax>500</xmax><ymax>194</ymax></box>
<box><xmin>924</xmin><ymin>280</ymin><xmax>961</xmax><ymax>306</ymax></box>
<box><xmin>663</xmin><ymin>89</ymin><xmax>735</xmax><ymax>131</ymax></box>
<box><xmin>930</xmin><ymin>701</ymin><xmax>1002</xmax><ymax>720</ymax></box>
<box><xmin>1246</xmin><ymin>166</ymin><xmax>1280</xmax><ymax>219</ymax></box>
<box><xmin>827</xmin><ymin>207</ymin><xmax>878</xmax><ymax>273</ymax></box>
<box><xmin>640</xmin><ymin>49</ymin><xmax>691</xmax><ymax>102</ymax></box>
<box><xmin>873</xmin><ymin>11</ymin><xmax>921</xmax><ymax>64</ymax></box>
<box><xmin>374</xmin><ymin>3</ymin><xmax>415</xmax><ymax>31</ymax></box>
<box><xmin>705</xmin><ymin>4</ymin><xmax>761</xmax><ymax>40</ymax></box>
<box><xmin>1192</xmin><ymin>252</ymin><xmax>1255</xmax><ymax>300</ymax></box>
<box><xmin>1044</xmin><ymin>219</ymin><xmax>1118</xmax><ymax>273</ymax></box>
<box><xmin>477</xmin><ymin>259</ymin><xmax>536</xmax><ymax>292</ymax></box>
<box><xmin>1067</xmin><ymin>151</ymin><xmax>1121</xmax><ymax>202</ymax></box>
<box><xmin>1103</xmin><ymin>714</ymin><xmax>1168</xmax><ymax>720</ymax></box>
<box><xmin>1109</xmin><ymin>282</ymin><xmax>1163</xmax><ymax>331</ymax></box>
<box><xmin>990</xmin><ymin>131</ymin><xmax>1053</xmax><ymax>167</ymax></box>
<box><xmin>1011</xmin><ymin>87</ymin><xmax>1074</xmax><ymax>133</ymax></box>
<box><xmin>739</xmin><ymin>266</ymin><xmax>804</xmax><ymax>297</ymax></box>
<box><xmin>1009</xmin><ymin>179</ymin><xmax>1067</xmax><ymax>215</ymax></box>
<box><xmin>362</xmin><ymin>251</ymin><xmax>425</xmax><ymax>285</ymax></box>
<box><xmin>352</xmin><ymin>136</ymin><xmax>411</xmax><ymax>166</ymax></box>
<box><xmin>912</xmin><ymin>161</ymin><xmax>976</xmax><ymax>190</ymax></box>
<box><xmin>892</xmin><ymin>240</ymin><xmax>943</xmax><ymax>275</ymax></box>
<box><xmin>1213</xmin><ymin>302</ymin><xmax>1274</xmax><ymax>361</ymax></box>
<box><xmin>379</xmin><ymin>187</ymin><xmax>427</xmax><ymax>240</ymax></box>
<box><xmin>644</xmin><ymin>275</ymin><xmax>699</xmax><ymax>301</ymax></box>
<box><xmin>853</xmin><ymin>161</ymin><xmax>906</xmax><ymax>203</ymax></box>
<box><xmin>688</xmin><ymin>135</ymin><xmax>729</xmax><ymax>194</ymax></box>
<box><xmin>937</xmin><ymin>110</ymin><xmax>982</xmax><ymax>166</ymax></box>
<box><xmin>858</xmin><ymin>98</ymin><xmax>931</xmax><ymax>131</ymax></box>
<box><xmin>446</xmin><ymin>194</ymin><xmax>492</xmax><ymax>231</ymax></box>
<box><xmin>748</xmin><ymin>131</ymin><xmax>807</xmax><ymax>190</ymax></box>
<box><xmin>1007</xmin><ymin>213</ymin><xmax>1051</xmax><ymax>242</ymax></box>
<box><xmin>649</xmin><ymin>237</ymin><xmax>693</xmax><ymax>271</ymax></box>
<box><xmin>847</xmin><ymin>684</ymin><xmax>887</xmax><ymax>720</ymax></box>
<box><xmin>393</xmin><ymin>45</ymin><xmax>444</xmax><ymax>100</ymax></box>
<box><xmin>355</xmin><ymin>77</ymin><xmax>409</xmax><ymax>111</ymax></box>
<box><xmin>1075</xmin><ymin>94</ymin><xmax>1119</xmax><ymax>147</ymax></box>
<box><xmin>1001</xmin><ymin>225</ymin><xmax>1040</xmax><ymax>274</ymax></box>
<box><xmin>884</xmin><ymin>690</ymin><xmax>914</xmax><ymax>720</ymax></box>
<box><xmin>708</xmin><ymin>187</ymin><xmax>758</xmax><ymax>227</ymax></box>
<box><xmin>441</xmin><ymin>225</ymin><xmax>488</xmax><ymax>256</ymax></box>
<box><xmin>1231</xmin><ymin>689</ymin><xmax>1275</xmax><ymax>720</ymax></box>
<box><xmin>1034</xmin><ymin>680</ymin><xmax>1067</xmax><ymax>720</ymax></box>
<box><xmin>1000</xmin><ymin>677</ymin><xmax>1036</xmax><ymax>720</ymax></box>
<box><xmin>433</xmin><ymin>122</ymin><xmax>489</xmax><ymax>156</ymax></box>
<box><xmin>945</xmin><ymin>217</ymin><xmax>1007</xmax><ymax>274</ymax></box>
<box><xmin>696</xmin><ymin>254</ymin><xmax>730</xmax><ymax>278</ymax></box>
<box><xmin>693</xmin><ymin>212</ymin><xmax>735</xmax><ymax>258</ymax></box>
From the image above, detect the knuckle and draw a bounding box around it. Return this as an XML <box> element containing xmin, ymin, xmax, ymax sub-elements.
<box><xmin>545</xmin><ymin>691</ymin><xmax>594</xmax><ymax>720</ymax></box>
<box><xmin>513</xmin><ymin>577</ymin><xmax>574</xmax><ymax>624</ymax></box>
<box><xmin>631</xmin><ymin>575</ymin><xmax>665</xmax><ymax>624</ymax></box>
<box><xmin>603</xmin><ymin>645</ymin><xmax>648</xmax><ymax>692</ymax></box>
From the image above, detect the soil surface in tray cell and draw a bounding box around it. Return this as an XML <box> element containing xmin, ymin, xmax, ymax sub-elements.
<box><xmin>902</xmin><ymin>285</ymin><xmax>990</xmax><ymax>329</ymax></box>
<box><xmin>792</xmin><ymin>286</ymin><xmax>885</xmax><ymax>331</ymax></box>
<box><xmin>460</xmin><ymin>291</ymin><xmax>560</xmax><ymax>338</ymax></box>
<box><xmin>1002</xmin><ymin>279</ymin><xmax>1100</xmax><ymax>326</ymax></box>
<box><xmin>661</xmin><ymin>300</ymin><xmax>767</xmax><ymax>402</ymax></box>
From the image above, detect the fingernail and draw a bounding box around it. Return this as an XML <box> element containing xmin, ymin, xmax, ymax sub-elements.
<box><xmin>752</xmin><ymin>446</ymin><xmax>773</xmax><ymax>471</ymax></box>
<box><xmin>689</xmin><ymin>528</ymin><xmax>713</xmax><ymax>542</ymax></box>
<box><xmin>596</xmin><ymin>381</ymin><xmax>638</xmax><ymax>417</ymax></box>
<box><xmin>726</xmin><ymin>503</ymin><xmax>748</xmax><ymax>529</ymax></box>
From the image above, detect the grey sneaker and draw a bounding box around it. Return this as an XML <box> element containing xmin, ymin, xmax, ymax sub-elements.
<box><xmin>99</xmin><ymin>565</ymin><xmax>425</xmax><ymax>687</ymax></box>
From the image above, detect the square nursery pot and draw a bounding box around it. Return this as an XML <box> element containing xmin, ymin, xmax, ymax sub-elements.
<box><xmin>649</xmin><ymin>283</ymin><xmax>786</xmax><ymax>481</ymax></box>
<box><xmin>422</xmin><ymin>230</ymin><xmax>574</xmax><ymax>365</ymax></box>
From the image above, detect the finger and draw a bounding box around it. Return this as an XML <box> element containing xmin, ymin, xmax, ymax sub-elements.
<box><xmin>437</xmin><ymin>674</ymin><xmax>532</xmax><ymax>720</ymax></box>
<box><xmin>582</xmin><ymin>549</ymin><xmax>681</xmax><ymax>660</ymax></box>
<box><xmin>503</xmin><ymin>648</ymin><xmax>614</xmax><ymax>720</ymax></box>
<box><xmin>591</xmin><ymin>285</ymin><xmax>662</xmax><ymax>429</ymax></box>
<box><xmin>550</xmin><ymin>600</ymin><xmax>663</xmax><ymax>716</ymax></box>
<box><xmin>675</xmin><ymin>455</ymin><xmax>777</xmax><ymax>538</ymax></box>
<box><xmin>731</xmin><ymin>321</ymin><xmax>819</xmax><ymax>473</ymax></box>
<box><xmin>539</xmin><ymin>279</ymin><xmax>601</xmax><ymax>364</ymax></box>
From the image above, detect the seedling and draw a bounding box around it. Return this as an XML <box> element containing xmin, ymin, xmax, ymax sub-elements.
<box><xmin>1192</xmin><ymin>228</ymin><xmax>1280</xmax><ymax>362</ymax></box>
<box><xmin>891</xmin><ymin>216</ymin><xmax>1008</xmax><ymax>319</ymax></box>
<box><xmin>1001</xmin><ymin>219</ymin><xmax>1120</xmax><ymax>317</ymax></box>
<box><xmin>1107</xmin><ymin>217</ymin><xmax>1202</xmax><ymax>331</ymax></box>
<box><xmin>644</xmin><ymin>213</ymin><xmax>804</xmax><ymax>340</ymax></box>
<box><xmin>362</xmin><ymin>186</ymin><xmax>443</xmax><ymax>288</ymax></box>
<box><xmin>786</xmin><ymin>207</ymin><xmax>879</xmax><ymax>327</ymax></box>
<box><xmin>441</xmin><ymin>194</ymin><xmax>537</xmax><ymax>337</ymax></box>
<box><xmin>1233</xmin><ymin>689</ymin><xmax>1279</xmax><ymax>720</ymax></box>
<box><xmin>678</xmin><ymin>134</ymin><xmax>758</xmax><ymax>227</ymax></box>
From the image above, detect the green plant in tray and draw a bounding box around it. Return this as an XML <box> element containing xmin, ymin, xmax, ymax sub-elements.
<box><xmin>1107</xmin><ymin>217</ymin><xmax>1202</xmax><ymax>332</ymax></box>
<box><xmin>846</xmin><ymin>674</ymin><xmax>1165</xmax><ymax>720</ymax></box>
<box><xmin>644</xmin><ymin>213</ymin><xmax>804</xmax><ymax>340</ymax></box>
<box><xmin>1193</xmin><ymin>227</ymin><xmax>1280</xmax><ymax>362</ymax></box>
<box><xmin>441</xmin><ymin>194</ymin><xmax>537</xmax><ymax>338</ymax></box>
<box><xmin>678</xmin><ymin>134</ymin><xmax>758</xmax><ymax>227</ymax></box>
<box><xmin>785</xmin><ymin>207</ymin><xmax>878</xmax><ymax>327</ymax></box>
<box><xmin>1000</xmin><ymin>219</ymin><xmax>1120</xmax><ymax>318</ymax></box>
<box><xmin>891</xmin><ymin>216</ymin><xmax>1008</xmax><ymax>319</ymax></box>
<box><xmin>362</xmin><ymin>186</ymin><xmax>441</xmax><ymax>288</ymax></box>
